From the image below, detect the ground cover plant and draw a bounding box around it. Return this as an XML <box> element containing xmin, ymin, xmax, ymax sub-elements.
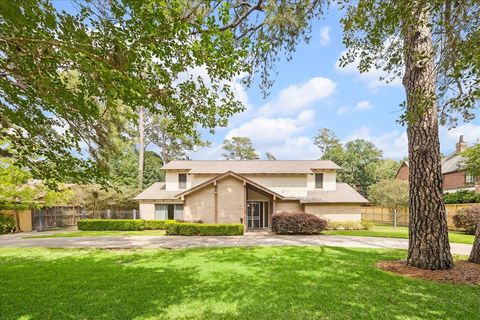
<box><xmin>0</xmin><ymin>246</ymin><xmax>479</xmax><ymax>320</ymax></box>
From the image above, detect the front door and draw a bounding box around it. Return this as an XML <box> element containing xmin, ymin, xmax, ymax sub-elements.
<box><xmin>247</xmin><ymin>201</ymin><xmax>269</xmax><ymax>229</ymax></box>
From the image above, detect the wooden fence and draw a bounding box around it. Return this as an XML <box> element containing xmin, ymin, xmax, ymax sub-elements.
<box><xmin>361</xmin><ymin>203</ymin><xmax>477</xmax><ymax>229</ymax></box>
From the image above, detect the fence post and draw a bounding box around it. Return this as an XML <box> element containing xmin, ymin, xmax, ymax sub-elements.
<box><xmin>133</xmin><ymin>209</ymin><xmax>137</xmax><ymax>220</ymax></box>
<box><xmin>107</xmin><ymin>209</ymin><xmax>111</xmax><ymax>219</ymax></box>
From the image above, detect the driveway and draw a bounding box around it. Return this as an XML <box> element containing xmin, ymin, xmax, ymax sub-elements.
<box><xmin>0</xmin><ymin>233</ymin><xmax>473</xmax><ymax>255</ymax></box>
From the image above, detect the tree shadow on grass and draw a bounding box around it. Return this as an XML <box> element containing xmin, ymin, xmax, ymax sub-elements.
<box><xmin>0</xmin><ymin>247</ymin><xmax>479</xmax><ymax>320</ymax></box>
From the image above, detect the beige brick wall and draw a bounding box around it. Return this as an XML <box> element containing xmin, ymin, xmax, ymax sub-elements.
<box><xmin>274</xmin><ymin>200</ymin><xmax>303</xmax><ymax>212</ymax></box>
<box><xmin>139</xmin><ymin>202</ymin><xmax>155</xmax><ymax>220</ymax></box>
<box><xmin>184</xmin><ymin>185</ymin><xmax>216</xmax><ymax>223</ymax></box>
<box><xmin>304</xmin><ymin>204</ymin><xmax>361</xmax><ymax>221</ymax></box>
<box><xmin>217</xmin><ymin>176</ymin><xmax>245</xmax><ymax>224</ymax></box>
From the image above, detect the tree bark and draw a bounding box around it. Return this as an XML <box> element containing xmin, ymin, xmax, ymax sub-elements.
<box><xmin>468</xmin><ymin>224</ymin><xmax>480</xmax><ymax>264</ymax></box>
<box><xmin>138</xmin><ymin>106</ymin><xmax>145</xmax><ymax>189</ymax></box>
<box><xmin>403</xmin><ymin>6</ymin><xmax>453</xmax><ymax>270</ymax></box>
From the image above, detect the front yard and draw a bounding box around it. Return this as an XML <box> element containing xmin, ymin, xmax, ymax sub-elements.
<box><xmin>324</xmin><ymin>224</ymin><xmax>474</xmax><ymax>244</ymax></box>
<box><xmin>0</xmin><ymin>246</ymin><xmax>478</xmax><ymax>319</ymax></box>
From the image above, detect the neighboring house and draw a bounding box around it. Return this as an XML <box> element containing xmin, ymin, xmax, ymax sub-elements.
<box><xmin>395</xmin><ymin>135</ymin><xmax>479</xmax><ymax>193</ymax></box>
<box><xmin>134</xmin><ymin>160</ymin><xmax>367</xmax><ymax>230</ymax></box>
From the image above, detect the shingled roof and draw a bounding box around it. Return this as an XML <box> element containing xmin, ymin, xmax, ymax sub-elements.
<box><xmin>161</xmin><ymin>160</ymin><xmax>341</xmax><ymax>174</ymax></box>
<box><xmin>300</xmin><ymin>183</ymin><xmax>368</xmax><ymax>204</ymax></box>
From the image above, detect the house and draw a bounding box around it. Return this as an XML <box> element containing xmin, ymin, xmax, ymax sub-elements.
<box><xmin>395</xmin><ymin>135</ymin><xmax>479</xmax><ymax>193</ymax></box>
<box><xmin>134</xmin><ymin>160</ymin><xmax>367</xmax><ymax>230</ymax></box>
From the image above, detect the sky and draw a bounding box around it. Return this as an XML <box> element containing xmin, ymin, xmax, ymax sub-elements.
<box><xmin>53</xmin><ymin>1</ymin><xmax>480</xmax><ymax>161</ymax></box>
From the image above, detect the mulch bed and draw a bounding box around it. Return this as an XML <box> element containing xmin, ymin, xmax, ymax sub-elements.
<box><xmin>378</xmin><ymin>260</ymin><xmax>480</xmax><ymax>285</ymax></box>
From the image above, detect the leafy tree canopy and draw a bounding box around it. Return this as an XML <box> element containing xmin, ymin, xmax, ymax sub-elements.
<box><xmin>222</xmin><ymin>136</ymin><xmax>258</xmax><ymax>160</ymax></box>
<box><xmin>462</xmin><ymin>143</ymin><xmax>480</xmax><ymax>178</ymax></box>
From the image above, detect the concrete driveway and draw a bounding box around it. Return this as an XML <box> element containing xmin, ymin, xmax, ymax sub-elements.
<box><xmin>0</xmin><ymin>233</ymin><xmax>473</xmax><ymax>255</ymax></box>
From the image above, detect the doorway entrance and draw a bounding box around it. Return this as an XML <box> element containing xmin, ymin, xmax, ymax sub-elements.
<box><xmin>247</xmin><ymin>201</ymin><xmax>269</xmax><ymax>229</ymax></box>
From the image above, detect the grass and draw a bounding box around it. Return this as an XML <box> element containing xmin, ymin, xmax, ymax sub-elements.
<box><xmin>24</xmin><ymin>230</ymin><xmax>166</xmax><ymax>238</ymax></box>
<box><xmin>0</xmin><ymin>247</ymin><xmax>479</xmax><ymax>319</ymax></box>
<box><xmin>324</xmin><ymin>224</ymin><xmax>474</xmax><ymax>244</ymax></box>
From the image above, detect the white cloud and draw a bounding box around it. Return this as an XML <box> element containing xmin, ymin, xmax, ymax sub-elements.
<box><xmin>268</xmin><ymin>136</ymin><xmax>319</xmax><ymax>159</ymax></box>
<box><xmin>319</xmin><ymin>26</ymin><xmax>331</xmax><ymax>46</ymax></box>
<box><xmin>440</xmin><ymin>123</ymin><xmax>480</xmax><ymax>154</ymax></box>
<box><xmin>334</xmin><ymin>51</ymin><xmax>402</xmax><ymax>90</ymax></box>
<box><xmin>259</xmin><ymin>77</ymin><xmax>336</xmax><ymax>116</ymax></box>
<box><xmin>355</xmin><ymin>100</ymin><xmax>373</xmax><ymax>111</ymax></box>
<box><xmin>347</xmin><ymin>126</ymin><xmax>408</xmax><ymax>159</ymax></box>
<box><xmin>336</xmin><ymin>107</ymin><xmax>348</xmax><ymax>116</ymax></box>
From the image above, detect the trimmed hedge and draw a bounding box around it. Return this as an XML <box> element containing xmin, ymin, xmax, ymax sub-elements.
<box><xmin>0</xmin><ymin>214</ymin><xmax>16</xmax><ymax>234</ymax></box>
<box><xmin>144</xmin><ymin>220</ymin><xmax>173</xmax><ymax>230</ymax></box>
<box><xmin>165</xmin><ymin>221</ymin><xmax>243</xmax><ymax>236</ymax></box>
<box><xmin>444</xmin><ymin>190</ymin><xmax>480</xmax><ymax>204</ymax></box>
<box><xmin>77</xmin><ymin>219</ymin><xmax>146</xmax><ymax>231</ymax></box>
<box><xmin>272</xmin><ymin>211</ymin><xmax>327</xmax><ymax>235</ymax></box>
<box><xmin>453</xmin><ymin>205</ymin><xmax>480</xmax><ymax>234</ymax></box>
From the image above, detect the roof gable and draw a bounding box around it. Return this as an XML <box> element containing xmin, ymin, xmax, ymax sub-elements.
<box><xmin>175</xmin><ymin>171</ymin><xmax>285</xmax><ymax>199</ymax></box>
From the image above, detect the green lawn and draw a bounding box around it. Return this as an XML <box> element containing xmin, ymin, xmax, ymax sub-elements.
<box><xmin>24</xmin><ymin>230</ymin><xmax>166</xmax><ymax>238</ymax></box>
<box><xmin>0</xmin><ymin>247</ymin><xmax>478</xmax><ymax>319</ymax></box>
<box><xmin>324</xmin><ymin>224</ymin><xmax>474</xmax><ymax>244</ymax></box>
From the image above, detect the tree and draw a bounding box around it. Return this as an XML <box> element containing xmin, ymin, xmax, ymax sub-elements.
<box><xmin>265</xmin><ymin>152</ymin><xmax>277</xmax><ymax>160</ymax></box>
<box><xmin>462</xmin><ymin>143</ymin><xmax>480</xmax><ymax>178</ymax></box>
<box><xmin>143</xmin><ymin>151</ymin><xmax>165</xmax><ymax>188</ymax></box>
<box><xmin>319</xmin><ymin>136</ymin><xmax>383</xmax><ymax>196</ymax></box>
<box><xmin>1</xmin><ymin>1</ymin><xmax>327</xmax><ymax>187</ymax></box>
<box><xmin>338</xmin><ymin>0</ymin><xmax>480</xmax><ymax>270</ymax></box>
<box><xmin>222</xmin><ymin>137</ymin><xmax>258</xmax><ymax>160</ymax></box>
<box><xmin>367</xmin><ymin>159</ymin><xmax>401</xmax><ymax>182</ymax></box>
<box><xmin>369</xmin><ymin>180</ymin><xmax>409</xmax><ymax>229</ymax></box>
<box><xmin>469</xmin><ymin>225</ymin><xmax>480</xmax><ymax>264</ymax></box>
<box><xmin>315</xmin><ymin>128</ymin><xmax>342</xmax><ymax>156</ymax></box>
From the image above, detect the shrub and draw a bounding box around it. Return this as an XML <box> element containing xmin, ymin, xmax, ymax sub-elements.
<box><xmin>272</xmin><ymin>211</ymin><xmax>326</xmax><ymax>235</ymax></box>
<box><xmin>453</xmin><ymin>206</ymin><xmax>480</xmax><ymax>234</ymax></box>
<box><xmin>444</xmin><ymin>190</ymin><xmax>480</xmax><ymax>204</ymax></box>
<box><xmin>0</xmin><ymin>214</ymin><xmax>16</xmax><ymax>234</ymax></box>
<box><xmin>144</xmin><ymin>220</ymin><xmax>173</xmax><ymax>230</ymax></box>
<box><xmin>165</xmin><ymin>221</ymin><xmax>243</xmax><ymax>236</ymax></box>
<box><xmin>326</xmin><ymin>220</ymin><xmax>371</xmax><ymax>230</ymax></box>
<box><xmin>77</xmin><ymin>219</ymin><xmax>146</xmax><ymax>231</ymax></box>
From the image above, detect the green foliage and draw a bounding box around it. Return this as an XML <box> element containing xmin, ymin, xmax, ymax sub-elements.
<box><xmin>443</xmin><ymin>190</ymin><xmax>480</xmax><ymax>204</ymax></box>
<box><xmin>222</xmin><ymin>137</ymin><xmax>258</xmax><ymax>160</ymax></box>
<box><xmin>77</xmin><ymin>219</ymin><xmax>145</xmax><ymax>231</ymax></box>
<box><xmin>368</xmin><ymin>180</ymin><xmax>409</xmax><ymax>210</ymax></box>
<box><xmin>271</xmin><ymin>212</ymin><xmax>327</xmax><ymax>235</ymax></box>
<box><xmin>164</xmin><ymin>221</ymin><xmax>243</xmax><ymax>236</ymax></box>
<box><xmin>0</xmin><ymin>214</ymin><xmax>16</xmax><ymax>234</ymax></box>
<box><xmin>316</xmin><ymin>130</ymin><xmax>383</xmax><ymax>195</ymax></box>
<box><xmin>70</xmin><ymin>185</ymin><xmax>139</xmax><ymax>211</ymax></box>
<box><xmin>326</xmin><ymin>220</ymin><xmax>371</xmax><ymax>231</ymax></box>
<box><xmin>1</xmin><ymin>1</ymin><xmax>252</xmax><ymax>186</ymax></box>
<box><xmin>462</xmin><ymin>144</ymin><xmax>480</xmax><ymax>178</ymax></box>
<box><xmin>453</xmin><ymin>206</ymin><xmax>480</xmax><ymax>235</ymax></box>
<box><xmin>143</xmin><ymin>151</ymin><xmax>165</xmax><ymax>187</ymax></box>
<box><xmin>265</xmin><ymin>152</ymin><xmax>277</xmax><ymax>160</ymax></box>
<box><xmin>144</xmin><ymin>220</ymin><xmax>173</xmax><ymax>231</ymax></box>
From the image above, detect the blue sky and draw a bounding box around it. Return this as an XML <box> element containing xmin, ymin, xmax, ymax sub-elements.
<box><xmin>189</xmin><ymin>6</ymin><xmax>480</xmax><ymax>161</ymax></box>
<box><xmin>53</xmin><ymin>2</ymin><xmax>480</xmax><ymax>161</ymax></box>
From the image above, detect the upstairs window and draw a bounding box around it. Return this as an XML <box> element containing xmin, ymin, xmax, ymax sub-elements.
<box><xmin>178</xmin><ymin>173</ymin><xmax>187</xmax><ymax>189</ymax></box>
<box><xmin>466</xmin><ymin>173</ymin><xmax>475</xmax><ymax>184</ymax></box>
<box><xmin>315</xmin><ymin>173</ymin><xmax>323</xmax><ymax>189</ymax></box>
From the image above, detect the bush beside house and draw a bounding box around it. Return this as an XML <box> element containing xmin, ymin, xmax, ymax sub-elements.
<box><xmin>453</xmin><ymin>205</ymin><xmax>480</xmax><ymax>234</ymax></box>
<box><xmin>165</xmin><ymin>221</ymin><xmax>243</xmax><ymax>236</ymax></box>
<box><xmin>272</xmin><ymin>212</ymin><xmax>327</xmax><ymax>235</ymax></box>
<box><xmin>326</xmin><ymin>220</ymin><xmax>373</xmax><ymax>230</ymax></box>
<box><xmin>444</xmin><ymin>190</ymin><xmax>480</xmax><ymax>204</ymax></box>
<box><xmin>78</xmin><ymin>219</ymin><xmax>146</xmax><ymax>231</ymax></box>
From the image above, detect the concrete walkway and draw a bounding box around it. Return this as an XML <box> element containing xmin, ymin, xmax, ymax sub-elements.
<box><xmin>0</xmin><ymin>233</ymin><xmax>472</xmax><ymax>255</ymax></box>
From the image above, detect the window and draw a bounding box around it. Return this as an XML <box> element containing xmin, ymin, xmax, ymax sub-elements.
<box><xmin>315</xmin><ymin>173</ymin><xmax>323</xmax><ymax>189</ymax></box>
<box><xmin>155</xmin><ymin>204</ymin><xmax>184</xmax><ymax>220</ymax></box>
<box><xmin>178</xmin><ymin>173</ymin><xmax>187</xmax><ymax>189</ymax></box>
<box><xmin>466</xmin><ymin>173</ymin><xmax>475</xmax><ymax>184</ymax></box>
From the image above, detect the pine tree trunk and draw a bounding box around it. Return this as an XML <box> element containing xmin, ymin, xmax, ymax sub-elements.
<box><xmin>468</xmin><ymin>224</ymin><xmax>480</xmax><ymax>264</ymax></box>
<box><xmin>403</xmin><ymin>7</ymin><xmax>453</xmax><ymax>270</ymax></box>
<box><xmin>138</xmin><ymin>106</ymin><xmax>145</xmax><ymax>189</ymax></box>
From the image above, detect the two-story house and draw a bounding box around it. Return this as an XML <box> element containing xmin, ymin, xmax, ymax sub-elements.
<box><xmin>134</xmin><ymin>160</ymin><xmax>367</xmax><ymax>230</ymax></box>
<box><xmin>395</xmin><ymin>135</ymin><xmax>479</xmax><ymax>193</ymax></box>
